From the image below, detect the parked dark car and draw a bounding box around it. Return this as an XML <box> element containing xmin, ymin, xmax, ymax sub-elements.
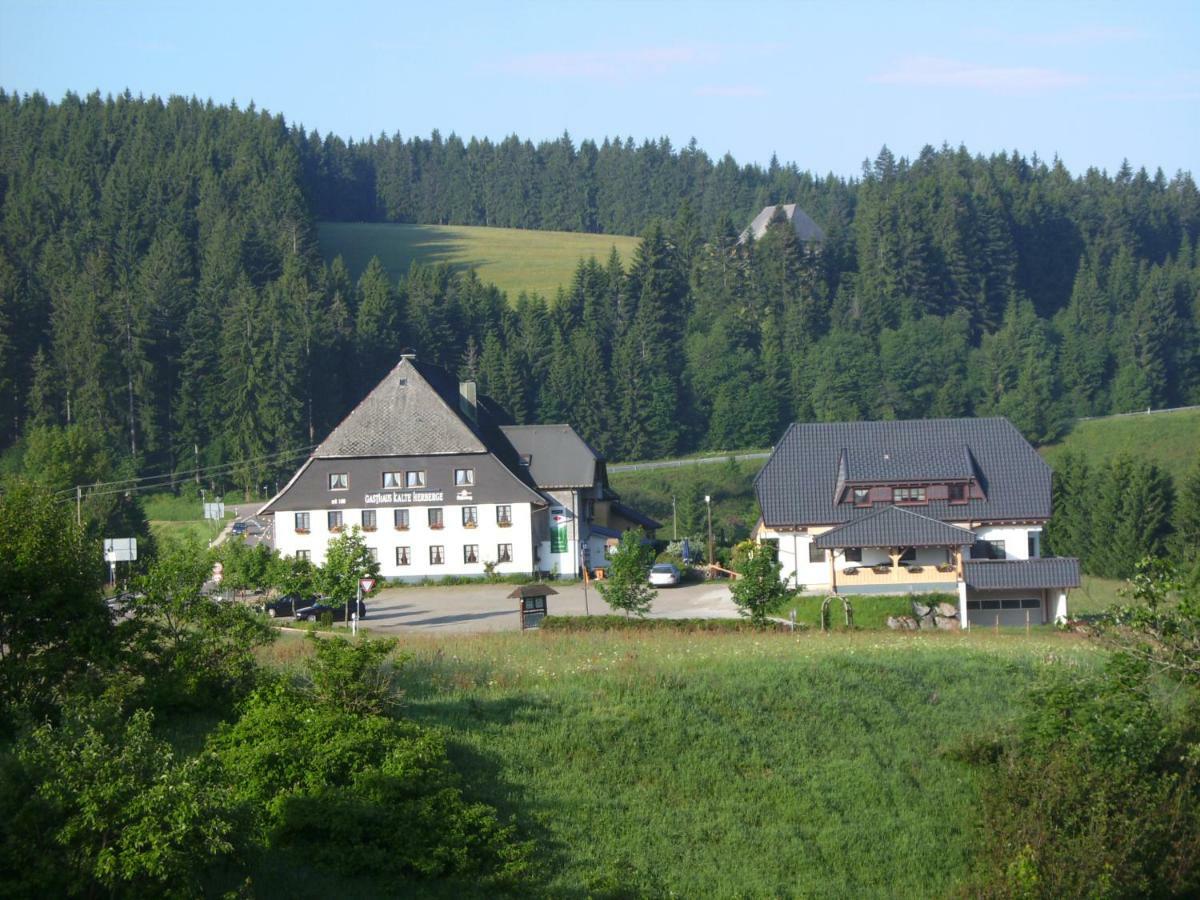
<box><xmin>230</xmin><ymin>521</ymin><xmax>247</xmax><ymax>535</ymax></box>
<box><xmin>259</xmin><ymin>593</ymin><xmax>312</xmax><ymax>618</ymax></box>
<box><xmin>295</xmin><ymin>599</ymin><xmax>366</xmax><ymax>623</ymax></box>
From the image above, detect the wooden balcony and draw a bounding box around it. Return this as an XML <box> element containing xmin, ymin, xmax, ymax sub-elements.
<box><xmin>835</xmin><ymin>564</ymin><xmax>959</xmax><ymax>589</ymax></box>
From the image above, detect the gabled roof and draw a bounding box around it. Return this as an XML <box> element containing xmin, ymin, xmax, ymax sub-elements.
<box><xmin>740</xmin><ymin>204</ymin><xmax>826</xmax><ymax>243</ymax></box>
<box><xmin>814</xmin><ymin>505</ymin><xmax>976</xmax><ymax>549</ymax></box>
<box><xmin>313</xmin><ymin>357</ymin><xmax>486</xmax><ymax>458</ymax></box>
<box><xmin>755</xmin><ymin>418</ymin><xmax>1051</xmax><ymax>527</ymax></box>
<box><xmin>965</xmin><ymin>558</ymin><xmax>1081</xmax><ymax>590</ymax></box>
<box><xmin>500</xmin><ymin>425</ymin><xmax>601</xmax><ymax>488</ymax></box>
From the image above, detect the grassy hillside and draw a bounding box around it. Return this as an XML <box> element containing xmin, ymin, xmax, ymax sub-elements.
<box><xmin>258</xmin><ymin>629</ymin><xmax>1101</xmax><ymax>897</ymax></box>
<box><xmin>609</xmin><ymin>457</ymin><xmax>766</xmax><ymax>551</ymax></box>
<box><xmin>318</xmin><ymin>222</ymin><xmax>640</xmax><ymax>300</ymax></box>
<box><xmin>1041</xmin><ymin>408</ymin><xmax>1200</xmax><ymax>484</ymax></box>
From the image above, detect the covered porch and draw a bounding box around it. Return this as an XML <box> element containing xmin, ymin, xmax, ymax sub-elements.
<box><xmin>814</xmin><ymin>506</ymin><xmax>974</xmax><ymax>595</ymax></box>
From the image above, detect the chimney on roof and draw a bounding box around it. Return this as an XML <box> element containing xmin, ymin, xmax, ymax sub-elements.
<box><xmin>459</xmin><ymin>380</ymin><xmax>478</xmax><ymax>423</ymax></box>
<box><xmin>399</xmin><ymin>350</ymin><xmax>417</xmax><ymax>361</ymax></box>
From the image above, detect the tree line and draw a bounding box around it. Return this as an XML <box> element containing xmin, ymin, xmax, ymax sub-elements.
<box><xmin>1</xmin><ymin>90</ymin><xmax>1198</xmax><ymax>497</ymax></box>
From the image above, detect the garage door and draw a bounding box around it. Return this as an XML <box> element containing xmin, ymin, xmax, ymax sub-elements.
<box><xmin>967</xmin><ymin>597</ymin><xmax>1043</xmax><ymax>627</ymax></box>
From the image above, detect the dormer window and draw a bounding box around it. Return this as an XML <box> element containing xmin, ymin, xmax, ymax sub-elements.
<box><xmin>948</xmin><ymin>483</ymin><xmax>968</xmax><ymax>504</ymax></box>
<box><xmin>892</xmin><ymin>486</ymin><xmax>926</xmax><ymax>504</ymax></box>
<box><xmin>852</xmin><ymin>488</ymin><xmax>870</xmax><ymax>507</ymax></box>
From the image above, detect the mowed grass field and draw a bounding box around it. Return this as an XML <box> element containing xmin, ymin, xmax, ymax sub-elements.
<box><xmin>1040</xmin><ymin>407</ymin><xmax>1200</xmax><ymax>484</ymax></box>
<box><xmin>256</xmin><ymin>629</ymin><xmax>1103</xmax><ymax>898</ymax></box>
<box><xmin>318</xmin><ymin>222</ymin><xmax>640</xmax><ymax>301</ymax></box>
<box><xmin>143</xmin><ymin>491</ymin><xmax>231</xmax><ymax>545</ymax></box>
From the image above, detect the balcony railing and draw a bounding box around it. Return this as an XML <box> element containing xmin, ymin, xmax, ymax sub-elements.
<box><xmin>838</xmin><ymin>564</ymin><xmax>958</xmax><ymax>588</ymax></box>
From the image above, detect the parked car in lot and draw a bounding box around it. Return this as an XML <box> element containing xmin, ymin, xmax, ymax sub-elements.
<box><xmin>259</xmin><ymin>593</ymin><xmax>312</xmax><ymax>618</ymax></box>
<box><xmin>294</xmin><ymin>599</ymin><xmax>366</xmax><ymax>623</ymax></box>
<box><xmin>649</xmin><ymin>563</ymin><xmax>681</xmax><ymax>587</ymax></box>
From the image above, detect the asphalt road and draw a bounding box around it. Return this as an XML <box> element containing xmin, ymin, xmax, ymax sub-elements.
<box><xmin>352</xmin><ymin>579</ymin><xmax>741</xmax><ymax>634</ymax></box>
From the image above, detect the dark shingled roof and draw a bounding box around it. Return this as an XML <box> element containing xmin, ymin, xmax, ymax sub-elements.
<box><xmin>814</xmin><ymin>506</ymin><xmax>976</xmax><ymax>549</ymax></box>
<box><xmin>611</xmin><ymin>501</ymin><xmax>662</xmax><ymax>531</ymax></box>
<box><xmin>965</xmin><ymin>558</ymin><xmax>1081</xmax><ymax>590</ymax></box>
<box><xmin>755</xmin><ymin>418</ymin><xmax>1050</xmax><ymax>527</ymax></box>
<box><xmin>314</xmin><ymin>357</ymin><xmax>486</xmax><ymax>458</ymax></box>
<box><xmin>842</xmin><ymin>444</ymin><xmax>976</xmax><ymax>483</ymax></box>
<box><xmin>500</xmin><ymin>425</ymin><xmax>601</xmax><ymax>488</ymax></box>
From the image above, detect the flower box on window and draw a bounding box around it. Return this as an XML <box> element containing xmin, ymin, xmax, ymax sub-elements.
<box><xmin>330</xmin><ymin>526</ymin><xmax>344</xmax><ymax>534</ymax></box>
<box><xmin>394</xmin><ymin>525</ymin><xmax>409</xmax><ymax>532</ymax></box>
<box><xmin>295</xmin><ymin>528</ymin><xmax>310</xmax><ymax>535</ymax></box>
<box><xmin>363</xmin><ymin>526</ymin><xmax>377</xmax><ymax>532</ymax></box>
<box><xmin>464</xmin><ymin>522</ymin><xmax>477</xmax><ymax>529</ymax></box>
<box><xmin>842</xmin><ymin>566</ymin><xmax>859</xmax><ymax>576</ymax></box>
<box><xmin>497</xmin><ymin>520</ymin><xmax>512</xmax><ymax>528</ymax></box>
<box><xmin>429</xmin><ymin>523</ymin><xmax>444</xmax><ymax>530</ymax></box>
<box><xmin>936</xmin><ymin>563</ymin><xmax>956</xmax><ymax>573</ymax></box>
<box><xmin>872</xmin><ymin>564</ymin><xmax>891</xmax><ymax>575</ymax></box>
<box><xmin>905</xmin><ymin>565</ymin><xmax>924</xmax><ymax>574</ymax></box>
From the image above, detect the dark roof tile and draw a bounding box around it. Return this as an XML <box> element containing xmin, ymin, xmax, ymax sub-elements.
<box><xmin>965</xmin><ymin>558</ymin><xmax>1081</xmax><ymax>590</ymax></box>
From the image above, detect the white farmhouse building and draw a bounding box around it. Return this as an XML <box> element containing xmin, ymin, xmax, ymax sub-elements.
<box><xmin>261</xmin><ymin>355</ymin><xmax>657</xmax><ymax>581</ymax></box>
<box><xmin>753</xmin><ymin>418</ymin><xmax>1080</xmax><ymax>627</ymax></box>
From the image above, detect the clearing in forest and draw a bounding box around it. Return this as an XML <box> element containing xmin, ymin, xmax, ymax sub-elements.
<box><xmin>317</xmin><ymin>221</ymin><xmax>640</xmax><ymax>301</ymax></box>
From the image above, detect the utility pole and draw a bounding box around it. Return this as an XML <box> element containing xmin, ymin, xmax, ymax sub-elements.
<box><xmin>194</xmin><ymin>444</ymin><xmax>200</xmax><ymax>484</ymax></box>
<box><xmin>672</xmin><ymin>495</ymin><xmax>677</xmax><ymax>541</ymax></box>
<box><xmin>76</xmin><ymin>485</ymin><xmax>82</xmax><ymax>528</ymax></box>
<box><xmin>705</xmin><ymin>495</ymin><xmax>713</xmax><ymax>568</ymax></box>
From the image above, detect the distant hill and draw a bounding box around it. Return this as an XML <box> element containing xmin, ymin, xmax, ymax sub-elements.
<box><xmin>317</xmin><ymin>222</ymin><xmax>640</xmax><ymax>301</ymax></box>
<box><xmin>1040</xmin><ymin>408</ymin><xmax>1200</xmax><ymax>484</ymax></box>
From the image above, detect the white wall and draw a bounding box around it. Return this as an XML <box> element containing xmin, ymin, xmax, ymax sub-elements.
<box><xmin>273</xmin><ymin>501</ymin><xmax>536</xmax><ymax>579</ymax></box>
<box><xmin>972</xmin><ymin>525</ymin><xmax>1040</xmax><ymax>560</ymax></box>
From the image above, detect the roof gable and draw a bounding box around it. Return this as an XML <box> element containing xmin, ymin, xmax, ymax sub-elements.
<box><xmin>313</xmin><ymin>357</ymin><xmax>486</xmax><ymax>458</ymax></box>
<box><xmin>740</xmin><ymin>204</ymin><xmax>826</xmax><ymax>243</ymax></box>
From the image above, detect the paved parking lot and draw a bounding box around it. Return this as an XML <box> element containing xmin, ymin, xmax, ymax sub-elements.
<box><xmin>357</xmin><ymin>580</ymin><xmax>740</xmax><ymax>633</ymax></box>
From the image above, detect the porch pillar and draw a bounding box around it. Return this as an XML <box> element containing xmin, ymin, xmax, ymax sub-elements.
<box><xmin>958</xmin><ymin>580</ymin><xmax>969</xmax><ymax>630</ymax></box>
<box><xmin>828</xmin><ymin>549</ymin><xmax>837</xmax><ymax>593</ymax></box>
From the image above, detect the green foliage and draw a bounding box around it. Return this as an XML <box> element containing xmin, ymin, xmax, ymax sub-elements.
<box><xmin>1041</xmin><ymin>407</ymin><xmax>1200</xmax><ymax>487</ymax></box>
<box><xmin>0</xmin><ymin>479</ymin><xmax>110</xmax><ymax>719</ymax></box>
<box><xmin>0</xmin><ymin>702</ymin><xmax>237</xmax><ymax>898</ymax></box>
<box><xmin>304</xmin><ymin>633</ymin><xmax>402</xmax><ymax>715</ymax></box>
<box><xmin>595</xmin><ymin>528</ymin><xmax>657</xmax><ymax>616</ymax></box>
<box><xmin>212</xmin><ymin>680</ymin><xmax>532</xmax><ymax>888</ymax></box>
<box><xmin>317</xmin><ymin>526</ymin><xmax>381</xmax><ymax>608</ymax></box>
<box><xmin>126</xmin><ymin>538</ymin><xmax>275</xmax><ymax>709</ymax></box>
<box><xmin>731</xmin><ymin>541</ymin><xmax>793</xmax><ymax>625</ymax></box>
<box><xmin>963</xmin><ymin>556</ymin><xmax>1200</xmax><ymax>898</ymax></box>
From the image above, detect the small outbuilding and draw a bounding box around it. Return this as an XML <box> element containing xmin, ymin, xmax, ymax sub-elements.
<box><xmin>509</xmin><ymin>583</ymin><xmax>558</xmax><ymax>629</ymax></box>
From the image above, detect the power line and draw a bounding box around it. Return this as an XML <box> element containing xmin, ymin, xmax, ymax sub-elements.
<box><xmin>54</xmin><ymin>443</ymin><xmax>316</xmax><ymax>497</ymax></box>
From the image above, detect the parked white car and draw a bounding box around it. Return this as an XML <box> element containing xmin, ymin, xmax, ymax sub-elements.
<box><xmin>649</xmin><ymin>563</ymin><xmax>681</xmax><ymax>587</ymax></box>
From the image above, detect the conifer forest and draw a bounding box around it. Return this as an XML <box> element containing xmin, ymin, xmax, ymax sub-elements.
<box><xmin>1</xmin><ymin>90</ymin><xmax>1197</xmax><ymax>489</ymax></box>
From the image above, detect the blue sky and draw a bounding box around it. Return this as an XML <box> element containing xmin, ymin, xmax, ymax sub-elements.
<box><xmin>1</xmin><ymin>0</ymin><xmax>1196</xmax><ymax>178</ymax></box>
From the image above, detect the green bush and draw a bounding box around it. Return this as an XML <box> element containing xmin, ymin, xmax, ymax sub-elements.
<box><xmin>0</xmin><ymin>702</ymin><xmax>237</xmax><ymax>898</ymax></box>
<box><xmin>960</xmin><ymin>662</ymin><xmax>1200</xmax><ymax>898</ymax></box>
<box><xmin>211</xmin><ymin>681</ymin><xmax>532</xmax><ymax>888</ymax></box>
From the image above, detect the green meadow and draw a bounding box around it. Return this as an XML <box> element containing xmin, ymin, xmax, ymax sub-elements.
<box><xmin>317</xmin><ymin>222</ymin><xmax>640</xmax><ymax>301</ymax></box>
<box><xmin>1040</xmin><ymin>407</ymin><xmax>1200</xmax><ymax>484</ymax></box>
<box><xmin>254</xmin><ymin>629</ymin><xmax>1103</xmax><ymax>898</ymax></box>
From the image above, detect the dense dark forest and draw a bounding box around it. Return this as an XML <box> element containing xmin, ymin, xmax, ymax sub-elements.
<box><xmin>1</xmin><ymin>90</ymin><xmax>1198</xmax><ymax>495</ymax></box>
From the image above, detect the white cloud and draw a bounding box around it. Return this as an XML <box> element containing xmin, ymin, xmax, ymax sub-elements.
<box><xmin>870</xmin><ymin>56</ymin><xmax>1088</xmax><ymax>93</ymax></box>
